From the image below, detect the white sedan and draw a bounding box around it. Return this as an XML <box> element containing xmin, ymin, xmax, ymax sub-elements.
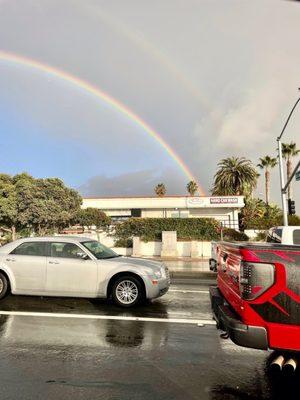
<box><xmin>0</xmin><ymin>236</ymin><xmax>170</xmax><ymax>307</ymax></box>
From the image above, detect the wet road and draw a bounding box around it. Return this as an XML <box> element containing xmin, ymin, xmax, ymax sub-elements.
<box><xmin>0</xmin><ymin>280</ymin><xmax>298</xmax><ymax>399</ymax></box>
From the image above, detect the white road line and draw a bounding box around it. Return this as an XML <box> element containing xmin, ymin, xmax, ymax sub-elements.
<box><xmin>0</xmin><ymin>310</ymin><xmax>216</xmax><ymax>326</ymax></box>
<box><xmin>169</xmin><ymin>289</ymin><xmax>209</xmax><ymax>294</ymax></box>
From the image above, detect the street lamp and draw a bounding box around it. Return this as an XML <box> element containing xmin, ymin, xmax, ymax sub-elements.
<box><xmin>277</xmin><ymin>89</ymin><xmax>300</xmax><ymax>226</ymax></box>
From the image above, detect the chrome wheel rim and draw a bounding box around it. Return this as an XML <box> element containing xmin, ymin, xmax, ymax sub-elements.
<box><xmin>0</xmin><ymin>279</ymin><xmax>3</xmax><ymax>293</ymax></box>
<box><xmin>116</xmin><ymin>280</ymin><xmax>138</xmax><ymax>304</ymax></box>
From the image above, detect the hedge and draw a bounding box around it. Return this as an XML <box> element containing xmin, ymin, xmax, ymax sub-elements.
<box><xmin>113</xmin><ymin>218</ymin><xmax>248</xmax><ymax>246</ymax></box>
<box><xmin>222</xmin><ymin>228</ymin><xmax>249</xmax><ymax>242</ymax></box>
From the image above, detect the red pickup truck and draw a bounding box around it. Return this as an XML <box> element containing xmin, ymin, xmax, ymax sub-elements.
<box><xmin>210</xmin><ymin>242</ymin><xmax>300</xmax><ymax>352</ymax></box>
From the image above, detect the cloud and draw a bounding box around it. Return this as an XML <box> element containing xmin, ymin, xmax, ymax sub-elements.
<box><xmin>78</xmin><ymin>168</ymin><xmax>188</xmax><ymax>197</ymax></box>
<box><xmin>0</xmin><ymin>0</ymin><xmax>299</xmax><ymax>206</ymax></box>
<box><xmin>216</xmin><ymin>82</ymin><xmax>289</xmax><ymax>153</ymax></box>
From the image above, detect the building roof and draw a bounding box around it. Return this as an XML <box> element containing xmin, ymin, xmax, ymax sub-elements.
<box><xmin>83</xmin><ymin>195</ymin><xmax>235</xmax><ymax>199</ymax></box>
<box><xmin>82</xmin><ymin>195</ymin><xmax>245</xmax><ymax>210</ymax></box>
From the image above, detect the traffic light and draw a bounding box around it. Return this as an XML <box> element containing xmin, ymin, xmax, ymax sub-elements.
<box><xmin>238</xmin><ymin>212</ymin><xmax>244</xmax><ymax>231</ymax></box>
<box><xmin>288</xmin><ymin>199</ymin><xmax>296</xmax><ymax>215</ymax></box>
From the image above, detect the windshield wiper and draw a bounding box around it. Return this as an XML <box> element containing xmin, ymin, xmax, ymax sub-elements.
<box><xmin>101</xmin><ymin>255</ymin><xmax>121</xmax><ymax>259</ymax></box>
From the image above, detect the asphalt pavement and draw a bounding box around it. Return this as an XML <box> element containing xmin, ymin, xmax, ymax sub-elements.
<box><xmin>0</xmin><ymin>277</ymin><xmax>298</xmax><ymax>400</ymax></box>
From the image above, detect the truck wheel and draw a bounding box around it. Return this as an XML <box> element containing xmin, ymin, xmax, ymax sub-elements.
<box><xmin>0</xmin><ymin>272</ymin><xmax>9</xmax><ymax>299</ymax></box>
<box><xmin>112</xmin><ymin>276</ymin><xmax>143</xmax><ymax>307</ymax></box>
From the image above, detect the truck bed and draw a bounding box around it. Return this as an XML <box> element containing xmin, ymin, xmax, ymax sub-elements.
<box><xmin>217</xmin><ymin>241</ymin><xmax>300</xmax><ymax>251</ymax></box>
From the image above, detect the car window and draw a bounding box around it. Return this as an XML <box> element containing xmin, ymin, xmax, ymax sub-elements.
<box><xmin>267</xmin><ymin>229</ymin><xmax>282</xmax><ymax>243</ymax></box>
<box><xmin>82</xmin><ymin>241</ymin><xmax>119</xmax><ymax>259</ymax></box>
<box><xmin>293</xmin><ymin>230</ymin><xmax>300</xmax><ymax>245</ymax></box>
<box><xmin>11</xmin><ymin>242</ymin><xmax>46</xmax><ymax>256</ymax></box>
<box><xmin>50</xmin><ymin>242</ymin><xmax>88</xmax><ymax>259</ymax></box>
<box><xmin>267</xmin><ymin>229</ymin><xmax>275</xmax><ymax>243</ymax></box>
<box><xmin>266</xmin><ymin>234</ymin><xmax>273</xmax><ymax>243</ymax></box>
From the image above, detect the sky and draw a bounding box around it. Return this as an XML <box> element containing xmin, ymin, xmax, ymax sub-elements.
<box><xmin>0</xmin><ymin>0</ymin><xmax>299</xmax><ymax>206</ymax></box>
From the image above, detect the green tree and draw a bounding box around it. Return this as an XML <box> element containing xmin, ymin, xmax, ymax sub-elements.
<box><xmin>212</xmin><ymin>157</ymin><xmax>258</xmax><ymax>197</ymax></box>
<box><xmin>0</xmin><ymin>173</ymin><xmax>82</xmax><ymax>238</ymax></box>
<box><xmin>0</xmin><ymin>174</ymin><xmax>19</xmax><ymax>240</ymax></box>
<box><xmin>282</xmin><ymin>142</ymin><xmax>299</xmax><ymax>199</ymax></box>
<box><xmin>240</xmin><ymin>198</ymin><xmax>285</xmax><ymax>230</ymax></box>
<box><xmin>257</xmin><ymin>155</ymin><xmax>277</xmax><ymax>205</ymax></box>
<box><xmin>239</xmin><ymin>198</ymin><xmax>266</xmax><ymax>231</ymax></box>
<box><xmin>75</xmin><ymin>208</ymin><xmax>111</xmax><ymax>230</ymax></box>
<box><xmin>155</xmin><ymin>183</ymin><xmax>166</xmax><ymax>197</ymax></box>
<box><xmin>28</xmin><ymin>178</ymin><xmax>82</xmax><ymax>234</ymax></box>
<box><xmin>186</xmin><ymin>180</ymin><xmax>198</xmax><ymax>196</ymax></box>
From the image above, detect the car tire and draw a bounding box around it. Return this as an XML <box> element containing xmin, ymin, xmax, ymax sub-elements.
<box><xmin>0</xmin><ymin>272</ymin><xmax>9</xmax><ymax>299</ymax></box>
<box><xmin>112</xmin><ymin>276</ymin><xmax>144</xmax><ymax>308</ymax></box>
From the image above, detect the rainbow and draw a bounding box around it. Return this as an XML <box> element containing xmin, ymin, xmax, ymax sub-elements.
<box><xmin>78</xmin><ymin>4</ymin><xmax>210</xmax><ymax>106</ymax></box>
<box><xmin>0</xmin><ymin>50</ymin><xmax>205</xmax><ymax>194</ymax></box>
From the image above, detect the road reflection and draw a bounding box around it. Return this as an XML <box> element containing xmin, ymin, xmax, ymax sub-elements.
<box><xmin>0</xmin><ymin>307</ymin><xmax>169</xmax><ymax>351</ymax></box>
<box><xmin>0</xmin><ymin>288</ymin><xmax>212</xmax><ymax>320</ymax></box>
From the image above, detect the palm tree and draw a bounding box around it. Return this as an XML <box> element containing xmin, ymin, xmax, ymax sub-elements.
<box><xmin>186</xmin><ymin>180</ymin><xmax>198</xmax><ymax>196</ymax></box>
<box><xmin>257</xmin><ymin>156</ymin><xmax>277</xmax><ymax>205</ymax></box>
<box><xmin>154</xmin><ymin>183</ymin><xmax>166</xmax><ymax>197</ymax></box>
<box><xmin>282</xmin><ymin>142</ymin><xmax>300</xmax><ymax>199</ymax></box>
<box><xmin>212</xmin><ymin>157</ymin><xmax>258</xmax><ymax>196</ymax></box>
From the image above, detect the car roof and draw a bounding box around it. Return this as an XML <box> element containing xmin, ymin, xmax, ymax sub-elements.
<box><xmin>13</xmin><ymin>236</ymin><xmax>94</xmax><ymax>243</ymax></box>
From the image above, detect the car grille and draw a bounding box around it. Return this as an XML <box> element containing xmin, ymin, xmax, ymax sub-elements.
<box><xmin>165</xmin><ymin>267</ymin><xmax>171</xmax><ymax>284</ymax></box>
<box><xmin>160</xmin><ymin>287</ymin><xmax>169</xmax><ymax>296</ymax></box>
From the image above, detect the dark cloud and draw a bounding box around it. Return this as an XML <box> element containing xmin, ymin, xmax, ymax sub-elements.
<box><xmin>78</xmin><ymin>168</ymin><xmax>189</xmax><ymax>197</ymax></box>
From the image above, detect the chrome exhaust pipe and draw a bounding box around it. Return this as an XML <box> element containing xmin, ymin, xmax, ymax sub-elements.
<box><xmin>283</xmin><ymin>358</ymin><xmax>297</xmax><ymax>374</ymax></box>
<box><xmin>270</xmin><ymin>355</ymin><xmax>285</xmax><ymax>372</ymax></box>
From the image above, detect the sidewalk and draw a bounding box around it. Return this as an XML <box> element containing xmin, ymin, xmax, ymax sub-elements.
<box><xmin>160</xmin><ymin>258</ymin><xmax>216</xmax><ymax>280</ymax></box>
<box><xmin>132</xmin><ymin>256</ymin><xmax>216</xmax><ymax>280</ymax></box>
<box><xmin>151</xmin><ymin>257</ymin><xmax>210</xmax><ymax>262</ymax></box>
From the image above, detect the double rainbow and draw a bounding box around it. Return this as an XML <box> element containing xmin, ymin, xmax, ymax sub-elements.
<box><xmin>0</xmin><ymin>50</ymin><xmax>204</xmax><ymax>195</ymax></box>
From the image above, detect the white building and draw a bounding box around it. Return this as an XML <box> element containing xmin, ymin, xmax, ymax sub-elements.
<box><xmin>82</xmin><ymin>195</ymin><xmax>245</xmax><ymax>229</ymax></box>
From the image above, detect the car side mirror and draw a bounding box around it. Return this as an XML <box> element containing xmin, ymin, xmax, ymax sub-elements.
<box><xmin>77</xmin><ymin>252</ymin><xmax>89</xmax><ymax>260</ymax></box>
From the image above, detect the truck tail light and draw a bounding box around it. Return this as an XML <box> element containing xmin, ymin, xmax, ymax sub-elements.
<box><xmin>239</xmin><ymin>262</ymin><xmax>275</xmax><ymax>300</ymax></box>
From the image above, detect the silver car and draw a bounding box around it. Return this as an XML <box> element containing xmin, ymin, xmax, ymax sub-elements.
<box><xmin>0</xmin><ymin>236</ymin><xmax>170</xmax><ymax>307</ymax></box>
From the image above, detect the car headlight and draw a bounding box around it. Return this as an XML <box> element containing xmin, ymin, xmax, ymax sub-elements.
<box><xmin>161</xmin><ymin>265</ymin><xmax>167</xmax><ymax>278</ymax></box>
<box><xmin>153</xmin><ymin>270</ymin><xmax>162</xmax><ymax>279</ymax></box>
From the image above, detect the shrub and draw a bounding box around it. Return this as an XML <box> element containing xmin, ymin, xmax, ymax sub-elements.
<box><xmin>113</xmin><ymin>217</ymin><xmax>221</xmax><ymax>244</ymax></box>
<box><xmin>288</xmin><ymin>215</ymin><xmax>300</xmax><ymax>226</ymax></box>
<box><xmin>222</xmin><ymin>228</ymin><xmax>249</xmax><ymax>242</ymax></box>
<box><xmin>240</xmin><ymin>198</ymin><xmax>300</xmax><ymax>229</ymax></box>
<box><xmin>74</xmin><ymin>208</ymin><xmax>111</xmax><ymax>230</ymax></box>
<box><xmin>254</xmin><ymin>231</ymin><xmax>267</xmax><ymax>242</ymax></box>
<box><xmin>114</xmin><ymin>238</ymin><xmax>133</xmax><ymax>248</ymax></box>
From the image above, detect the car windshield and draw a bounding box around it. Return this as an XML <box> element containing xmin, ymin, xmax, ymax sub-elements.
<box><xmin>82</xmin><ymin>241</ymin><xmax>120</xmax><ymax>259</ymax></box>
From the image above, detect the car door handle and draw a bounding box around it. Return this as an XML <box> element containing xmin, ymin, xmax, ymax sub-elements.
<box><xmin>49</xmin><ymin>261</ymin><xmax>59</xmax><ymax>264</ymax></box>
<box><xmin>6</xmin><ymin>258</ymin><xmax>16</xmax><ymax>262</ymax></box>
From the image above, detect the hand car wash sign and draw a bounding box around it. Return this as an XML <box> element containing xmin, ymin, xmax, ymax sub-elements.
<box><xmin>186</xmin><ymin>196</ymin><xmax>244</xmax><ymax>208</ymax></box>
<box><xmin>210</xmin><ymin>197</ymin><xmax>238</xmax><ymax>204</ymax></box>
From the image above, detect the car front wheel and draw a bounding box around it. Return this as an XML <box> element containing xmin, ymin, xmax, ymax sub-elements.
<box><xmin>112</xmin><ymin>276</ymin><xmax>144</xmax><ymax>307</ymax></box>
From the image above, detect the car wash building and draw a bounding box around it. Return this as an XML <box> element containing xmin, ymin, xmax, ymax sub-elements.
<box><xmin>82</xmin><ymin>195</ymin><xmax>245</xmax><ymax>230</ymax></box>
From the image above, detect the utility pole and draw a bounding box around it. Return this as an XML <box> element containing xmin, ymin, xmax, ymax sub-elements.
<box><xmin>277</xmin><ymin>139</ymin><xmax>288</xmax><ymax>226</ymax></box>
<box><xmin>277</xmin><ymin>91</ymin><xmax>300</xmax><ymax>226</ymax></box>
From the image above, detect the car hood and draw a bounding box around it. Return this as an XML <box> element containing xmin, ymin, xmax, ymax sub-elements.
<box><xmin>99</xmin><ymin>256</ymin><xmax>163</xmax><ymax>273</ymax></box>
